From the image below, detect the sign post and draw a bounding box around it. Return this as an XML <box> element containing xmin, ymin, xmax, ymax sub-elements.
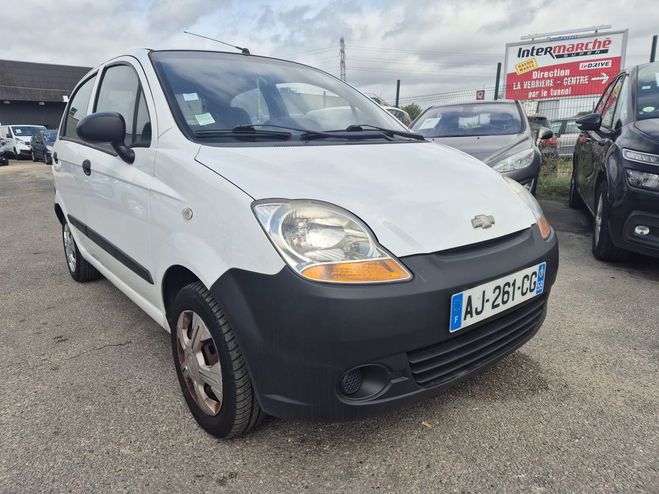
<box><xmin>503</xmin><ymin>30</ymin><xmax>628</xmax><ymax>100</ymax></box>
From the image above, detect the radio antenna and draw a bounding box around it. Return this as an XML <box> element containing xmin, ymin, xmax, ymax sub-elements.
<box><xmin>183</xmin><ymin>31</ymin><xmax>250</xmax><ymax>54</ymax></box>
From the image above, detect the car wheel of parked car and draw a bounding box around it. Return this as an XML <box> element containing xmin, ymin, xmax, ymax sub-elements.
<box><xmin>13</xmin><ymin>148</ymin><xmax>19</xmax><ymax>160</ymax></box>
<box><xmin>170</xmin><ymin>282</ymin><xmax>264</xmax><ymax>438</ymax></box>
<box><xmin>568</xmin><ymin>165</ymin><xmax>582</xmax><ymax>209</ymax></box>
<box><xmin>62</xmin><ymin>222</ymin><xmax>102</xmax><ymax>282</ymax></box>
<box><xmin>31</xmin><ymin>151</ymin><xmax>37</xmax><ymax>162</ymax></box>
<box><xmin>592</xmin><ymin>186</ymin><xmax>625</xmax><ymax>261</ymax></box>
<box><xmin>45</xmin><ymin>154</ymin><xmax>52</xmax><ymax>165</ymax></box>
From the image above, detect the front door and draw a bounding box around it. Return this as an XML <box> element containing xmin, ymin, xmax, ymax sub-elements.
<box><xmin>78</xmin><ymin>60</ymin><xmax>158</xmax><ymax>304</ymax></box>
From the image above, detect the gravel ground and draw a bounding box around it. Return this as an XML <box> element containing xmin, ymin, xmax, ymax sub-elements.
<box><xmin>0</xmin><ymin>161</ymin><xmax>657</xmax><ymax>493</ymax></box>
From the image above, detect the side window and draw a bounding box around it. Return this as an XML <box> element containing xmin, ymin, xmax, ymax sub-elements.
<box><xmin>550</xmin><ymin>121</ymin><xmax>562</xmax><ymax>135</ymax></box>
<box><xmin>231</xmin><ymin>87</ymin><xmax>270</xmax><ymax>124</ymax></box>
<box><xmin>613</xmin><ymin>76</ymin><xmax>631</xmax><ymax>128</ymax></box>
<box><xmin>601</xmin><ymin>77</ymin><xmax>624</xmax><ymax>129</ymax></box>
<box><xmin>63</xmin><ymin>75</ymin><xmax>96</xmax><ymax>139</ymax></box>
<box><xmin>95</xmin><ymin>64</ymin><xmax>151</xmax><ymax>148</ymax></box>
<box><xmin>594</xmin><ymin>82</ymin><xmax>615</xmax><ymax>115</ymax></box>
<box><xmin>565</xmin><ymin>121</ymin><xmax>579</xmax><ymax>134</ymax></box>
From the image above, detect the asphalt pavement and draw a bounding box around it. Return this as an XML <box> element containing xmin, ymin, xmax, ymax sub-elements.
<box><xmin>0</xmin><ymin>161</ymin><xmax>657</xmax><ymax>493</ymax></box>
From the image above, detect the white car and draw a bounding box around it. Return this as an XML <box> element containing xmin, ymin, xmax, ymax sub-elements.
<box><xmin>0</xmin><ymin>124</ymin><xmax>46</xmax><ymax>158</ymax></box>
<box><xmin>53</xmin><ymin>49</ymin><xmax>558</xmax><ymax>438</ymax></box>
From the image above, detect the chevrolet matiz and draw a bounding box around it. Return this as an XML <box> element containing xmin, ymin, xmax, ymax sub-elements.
<box><xmin>52</xmin><ymin>49</ymin><xmax>558</xmax><ymax>438</ymax></box>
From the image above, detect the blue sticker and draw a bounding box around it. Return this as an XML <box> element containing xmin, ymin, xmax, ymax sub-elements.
<box><xmin>450</xmin><ymin>293</ymin><xmax>464</xmax><ymax>332</ymax></box>
<box><xmin>536</xmin><ymin>262</ymin><xmax>546</xmax><ymax>295</ymax></box>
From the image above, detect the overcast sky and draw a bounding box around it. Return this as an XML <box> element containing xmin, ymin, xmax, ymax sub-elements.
<box><xmin>3</xmin><ymin>0</ymin><xmax>657</xmax><ymax>103</ymax></box>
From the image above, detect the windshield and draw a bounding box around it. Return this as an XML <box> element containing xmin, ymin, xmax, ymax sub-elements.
<box><xmin>637</xmin><ymin>63</ymin><xmax>659</xmax><ymax>121</ymax></box>
<box><xmin>412</xmin><ymin>103</ymin><xmax>523</xmax><ymax>137</ymax></box>
<box><xmin>150</xmin><ymin>51</ymin><xmax>405</xmax><ymax>143</ymax></box>
<box><xmin>11</xmin><ymin>126</ymin><xmax>46</xmax><ymax>138</ymax></box>
<box><xmin>43</xmin><ymin>130</ymin><xmax>57</xmax><ymax>143</ymax></box>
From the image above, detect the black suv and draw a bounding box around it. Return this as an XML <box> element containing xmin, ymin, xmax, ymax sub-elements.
<box><xmin>571</xmin><ymin>61</ymin><xmax>659</xmax><ymax>260</ymax></box>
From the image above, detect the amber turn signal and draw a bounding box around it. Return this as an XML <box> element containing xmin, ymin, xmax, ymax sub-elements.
<box><xmin>301</xmin><ymin>258</ymin><xmax>412</xmax><ymax>283</ymax></box>
<box><xmin>537</xmin><ymin>216</ymin><xmax>552</xmax><ymax>240</ymax></box>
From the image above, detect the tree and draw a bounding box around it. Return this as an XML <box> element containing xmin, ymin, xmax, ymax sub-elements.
<box><xmin>402</xmin><ymin>103</ymin><xmax>422</xmax><ymax>121</ymax></box>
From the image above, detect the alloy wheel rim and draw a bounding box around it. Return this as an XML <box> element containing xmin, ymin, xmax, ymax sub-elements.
<box><xmin>175</xmin><ymin>310</ymin><xmax>223</xmax><ymax>416</ymax></box>
<box><xmin>63</xmin><ymin>224</ymin><xmax>77</xmax><ymax>272</ymax></box>
<box><xmin>595</xmin><ymin>195</ymin><xmax>603</xmax><ymax>244</ymax></box>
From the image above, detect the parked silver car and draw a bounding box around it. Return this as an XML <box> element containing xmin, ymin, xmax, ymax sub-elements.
<box><xmin>550</xmin><ymin>118</ymin><xmax>580</xmax><ymax>157</ymax></box>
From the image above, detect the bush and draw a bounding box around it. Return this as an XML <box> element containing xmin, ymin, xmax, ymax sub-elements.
<box><xmin>402</xmin><ymin>103</ymin><xmax>422</xmax><ymax>121</ymax></box>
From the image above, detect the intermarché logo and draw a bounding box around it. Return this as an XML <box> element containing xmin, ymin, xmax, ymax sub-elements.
<box><xmin>517</xmin><ymin>37</ymin><xmax>612</xmax><ymax>60</ymax></box>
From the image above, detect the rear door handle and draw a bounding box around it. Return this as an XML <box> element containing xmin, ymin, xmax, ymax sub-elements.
<box><xmin>82</xmin><ymin>159</ymin><xmax>91</xmax><ymax>176</ymax></box>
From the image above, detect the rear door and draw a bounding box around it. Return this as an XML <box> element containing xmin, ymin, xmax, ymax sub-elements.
<box><xmin>53</xmin><ymin>72</ymin><xmax>98</xmax><ymax>247</ymax></box>
<box><xmin>78</xmin><ymin>60</ymin><xmax>157</xmax><ymax>302</ymax></box>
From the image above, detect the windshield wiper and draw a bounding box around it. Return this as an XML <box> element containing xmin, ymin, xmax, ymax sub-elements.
<box><xmin>231</xmin><ymin>124</ymin><xmax>373</xmax><ymax>141</ymax></box>
<box><xmin>344</xmin><ymin>124</ymin><xmax>426</xmax><ymax>141</ymax></box>
<box><xmin>193</xmin><ymin>126</ymin><xmax>292</xmax><ymax>139</ymax></box>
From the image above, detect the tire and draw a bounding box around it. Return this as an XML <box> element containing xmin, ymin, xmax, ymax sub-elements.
<box><xmin>13</xmin><ymin>148</ymin><xmax>19</xmax><ymax>160</ymax></box>
<box><xmin>592</xmin><ymin>185</ymin><xmax>626</xmax><ymax>261</ymax></box>
<box><xmin>62</xmin><ymin>221</ymin><xmax>102</xmax><ymax>282</ymax></box>
<box><xmin>568</xmin><ymin>164</ymin><xmax>582</xmax><ymax>209</ymax></box>
<box><xmin>31</xmin><ymin>151</ymin><xmax>37</xmax><ymax>162</ymax></box>
<box><xmin>46</xmin><ymin>154</ymin><xmax>52</xmax><ymax>165</ymax></box>
<box><xmin>169</xmin><ymin>282</ymin><xmax>264</xmax><ymax>439</ymax></box>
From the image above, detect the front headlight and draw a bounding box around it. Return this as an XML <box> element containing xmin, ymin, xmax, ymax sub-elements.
<box><xmin>503</xmin><ymin>177</ymin><xmax>552</xmax><ymax>239</ymax></box>
<box><xmin>253</xmin><ymin>200</ymin><xmax>412</xmax><ymax>283</ymax></box>
<box><xmin>491</xmin><ymin>148</ymin><xmax>535</xmax><ymax>172</ymax></box>
<box><xmin>623</xmin><ymin>149</ymin><xmax>659</xmax><ymax>166</ymax></box>
<box><xmin>626</xmin><ymin>169</ymin><xmax>659</xmax><ymax>190</ymax></box>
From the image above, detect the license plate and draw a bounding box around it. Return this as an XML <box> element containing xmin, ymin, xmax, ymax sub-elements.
<box><xmin>449</xmin><ymin>262</ymin><xmax>546</xmax><ymax>333</ymax></box>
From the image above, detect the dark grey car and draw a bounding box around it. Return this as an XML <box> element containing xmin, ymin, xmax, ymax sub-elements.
<box><xmin>411</xmin><ymin>101</ymin><xmax>551</xmax><ymax>194</ymax></box>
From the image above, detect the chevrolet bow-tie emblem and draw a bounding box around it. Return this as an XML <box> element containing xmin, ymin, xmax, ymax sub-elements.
<box><xmin>471</xmin><ymin>214</ymin><xmax>495</xmax><ymax>229</ymax></box>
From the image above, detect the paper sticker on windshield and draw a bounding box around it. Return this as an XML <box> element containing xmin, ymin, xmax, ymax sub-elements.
<box><xmin>14</xmin><ymin>129</ymin><xmax>22</xmax><ymax>134</ymax></box>
<box><xmin>642</xmin><ymin>106</ymin><xmax>655</xmax><ymax>113</ymax></box>
<box><xmin>183</xmin><ymin>93</ymin><xmax>199</xmax><ymax>101</ymax></box>
<box><xmin>195</xmin><ymin>113</ymin><xmax>215</xmax><ymax>126</ymax></box>
<box><xmin>419</xmin><ymin>117</ymin><xmax>440</xmax><ymax>130</ymax></box>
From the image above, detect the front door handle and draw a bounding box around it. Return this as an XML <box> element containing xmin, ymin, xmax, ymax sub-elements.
<box><xmin>82</xmin><ymin>159</ymin><xmax>91</xmax><ymax>176</ymax></box>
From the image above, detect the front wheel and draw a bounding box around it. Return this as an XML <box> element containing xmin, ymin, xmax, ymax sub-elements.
<box><xmin>592</xmin><ymin>187</ymin><xmax>625</xmax><ymax>261</ymax></box>
<box><xmin>170</xmin><ymin>282</ymin><xmax>264</xmax><ymax>438</ymax></box>
<box><xmin>31</xmin><ymin>151</ymin><xmax>37</xmax><ymax>162</ymax></box>
<box><xmin>62</xmin><ymin>222</ymin><xmax>102</xmax><ymax>282</ymax></box>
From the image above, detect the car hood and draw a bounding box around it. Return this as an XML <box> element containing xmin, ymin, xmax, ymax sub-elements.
<box><xmin>427</xmin><ymin>134</ymin><xmax>526</xmax><ymax>162</ymax></box>
<box><xmin>634</xmin><ymin>119</ymin><xmax>659</xmax><ymax>140</ymax></box>
<box><xmin>16</xmin><ymin>137</ymin><xmax>31</xmax><ymax>144</ymax></box>
<box><xmin>195</xmin><ymin>142</ymin><xmax>536</xmax><ymax>257</ymax></box>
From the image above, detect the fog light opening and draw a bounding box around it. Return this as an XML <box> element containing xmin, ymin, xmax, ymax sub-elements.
<box><xmin>634</xmin><ymin>225</ymin><xmax>650</xmax><ymax>236</ymax></box>
<box><xmin>339</xmin><ymin>368</ymin><xmax>363</xmax><ymax>395</ymax></box>
<box><xmin>338</xmin><ymin>364</ymin><xmax>390</xmax><ymax>400</ymax></box>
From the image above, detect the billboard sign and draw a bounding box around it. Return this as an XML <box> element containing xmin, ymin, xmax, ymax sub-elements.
<box><xmin>504</xmin><ymin>30</ymin><xmax>627</xmax><ymax>100</ymax></box>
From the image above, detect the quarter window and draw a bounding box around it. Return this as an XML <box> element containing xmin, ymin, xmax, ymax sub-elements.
<box><xmin>601</xmin><ymin>77</ymin><xmax>624</xmax><ymax>129</ymax></box>
<box><xmin>95</xmin><ymin>64</ymin><xmax>151</xmax><ymax>149</ymax></box>
<box><xmin>63</xmin><ymin>75</ymin><xmax>96</xmax><ymax>139</ymax></box>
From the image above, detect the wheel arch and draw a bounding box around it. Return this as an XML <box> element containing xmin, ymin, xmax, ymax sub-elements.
<box><xmin>161</xmin><ymin>264</ymin><xmax>205</xmax><ymax>322</ymax></box>
<box><xmin>54</xmin><ymin>203</ymin><xmax>65</xmax><ymax>225</ymax></box>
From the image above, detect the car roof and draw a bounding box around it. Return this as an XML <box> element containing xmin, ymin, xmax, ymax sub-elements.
<box><xmin>426</xmin><ymin>100</ymin><xmax>519</xmax><ymax>110</ymax></box>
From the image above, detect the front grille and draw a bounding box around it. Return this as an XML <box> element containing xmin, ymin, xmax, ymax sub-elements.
<box><xmin>408</xmin><ymin>296</ymin><xmax>546</xmax><ymax>387</ymax></box>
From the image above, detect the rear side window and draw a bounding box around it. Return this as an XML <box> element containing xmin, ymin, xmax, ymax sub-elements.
<box><xmin>63</xmin><ymin>75</ymin><xmax>96</xmax><ymax>139</ymax></box>
<box><xmin>95</xmin><ymin>64</ymin><xmax>151</xmax><ymax>149</ymax></box>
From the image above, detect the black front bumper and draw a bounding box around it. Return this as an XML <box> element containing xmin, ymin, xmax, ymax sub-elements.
<box><xmin>211</xmin><ymin>226</ymin><xmax>559</xmax><ymax>421</ymax></box>
<box><xmin>608</xmin><ymin>175</ymin><xmax>659</xmax><ymax>257</ymax></box>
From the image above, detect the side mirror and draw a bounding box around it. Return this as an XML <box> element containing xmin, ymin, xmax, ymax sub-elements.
<box><xmin>76</xmin><ymin>112</ymin><xmax>135</xmax><ymax>164</ymax></box>
<box><xmin>538</xmin><ymin>127</ymin><xmax>553</xmax><ymax>140</ymax></box>
<box><xmin>6</xmin><ymin>133</ymin><xmax>11</xmax><ymax>138</ymax></box>
<box><xmin>576</xmin><ymin>113</ymin><xmax>602</xmax><ymax>131</ymax></box>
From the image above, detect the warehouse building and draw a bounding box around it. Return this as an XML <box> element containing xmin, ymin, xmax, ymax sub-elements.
<box><xmin>0</xmin><ymin>60</ymin><xmax>91</xmax><ymax>129</ymax></box>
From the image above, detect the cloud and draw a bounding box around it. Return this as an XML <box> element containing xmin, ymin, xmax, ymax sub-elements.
<box><xmin>1</xmin><ymin>0</ymin><xmax>656</xmax><ymax>103</ymax></box>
